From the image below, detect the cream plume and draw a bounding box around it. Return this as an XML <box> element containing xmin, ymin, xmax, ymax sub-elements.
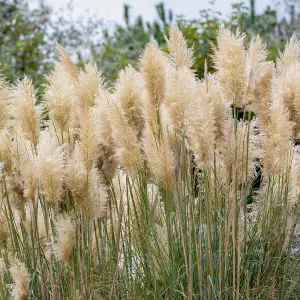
<box><xmin>261</xmin><ymin>100</ymin><xmax>293</xmax><ymax>176</ymax></box>
<box><xmin>44</xmin><ymin>63</ymin><xmax>76</xmax><ymax>133</ymax></box>
<box><xmin>0</xmin><ymin>130</ymin><xmax>25</xmax><ymax>208</ymax></box>
<box><xmin>274</xmin><ymin>62</ymin><xmax>300</xmax><ymax>138</ymax></box>
<box><xmin>79</xmin><ymin>110</ymin><xmax>99</xmax><ymax>172</ymax></box>
<box><xmin>56</xmin><ymin>44</ymin><xmax>79</xmax><ymax>79</ymax></box>
<box><xmin>10</xmin><ymin>259</ymin><xmax>30</xmax><ymax>300</ymax></box>
<box><xmin>66</xmin><ymin>146</ymin><xmax>107</xmax><ymax>218</ymax></box>
<box><xmin>246</xmin><ymin>35</ymin><xmax>268</xmax><ymax>76</ymax></box>
<box><xmin>213</xmin><ymin>25</ymin><xmax>246</xmax><ymax>106</ymax></box>
<box><xmin>217</xmin><ymin>118</ymin><xmax>259</xmax><ymax>185</ymax></box>
<box><xmin>249</xmin><ymin>63</ymin><xmax>273</xmax><ymax>129</ymax></box>
<box><xmin>11</xmin><ymin>77</ymin><xmax>41</xmax><ymax>148</ymax></box>
<box><xmin>140</xmin><ymin>40</ymin><xmax>166</xmax><ymax>109</ymax></box>
<box><xmin>143</xmin><ymin>126</ymin><xmax>175</xmax><ymax>190</ymax></box>
<box><xmin>165</xmin><ymin>66</ymin><xmax>197</xmax><ymax>134</ymax></box>
<box><xmin>53</xmin><ymin>215</ymin><xmax>75</xmax><ymax>265</ymax></box>
<box><xmin>92</xmin><ymin>98</ymin><xmax>117</xmax><ymax>179</ymax></box>
<box><xmin>276</xmin><ymin>34</ymin><xmax>300</xmax><ymax>74</ymax></box>
<box><xmin>111</xmin><ymin>102</ymin><xmax>143</xmax><ymax>176</ymax></box>
<box><xmin>185</xmin><ymin>94</ymin><xmax>216</xmax><ymax>169</ymax></box>
<box><xmin>37</xmin><ymin>129</ymin><xmax>65</xmax><ymax>204</ymax></box>
<box><xmin>289</xmin><ymin>146</ymin><xmax>300</xmax><ymax>208</ymax></box>
<box><xmin>86</xmin><ymin>169</ymin><xmax>108</xmax><ymax>219</ymax></box>
<box><xmin>197</xmin><ymin>73</ymin><xmax>229</xmax><ymax>144</ymax></box>
<box><xmin>76</xmin><ymin>63</ymin><xmax>104</xmax><ymax>110</ymax></box>
<box><xmin>66</xmin><ymin>144</ymin><xmax>87</xmax><ymax>203</ymax></box>
<box><xmin>18</xmin><ymin>137</ymin><xmax>38</xmax><ymax>203</ymax></box>
<box><xmin>92</xmin><ymin>93</ymin><xmax>114</xmax><ymax>148</ymax></box>
<box><xmin>165</xmin><ymin>24</ymin><xmax>194</xmax><ymax>69</ymax></box>
<box><xmin>115</xmin><ymin>65</ymin><xmax>145</xmax><ymax>138</ymax></box>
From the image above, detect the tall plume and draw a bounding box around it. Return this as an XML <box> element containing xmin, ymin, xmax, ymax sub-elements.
<box><xmin>79</xmin><ymin>110</ymin><xmax>99</xmax><ymax>172</ymax></box>
<box><xmin>92</xmin><ymin>96</ymin><xmax>117</xmax><ymax>179</ymax></box>
<box><xmin>164</xmin><ymin>66</ymin><xmax>197</xmax><ymax>134</ymax></box>
<box><xmin>44</xmin><ymin>57</ymin><xmax>77</xmax><ymax>134</ymax></box>
<box><xmin>143</xmin><ymin>126</ymin><xmax>175</xmax><ymax>191</ymax></box>
<box><xmin>165</xmin><ymin>24</ymin><xmax>194</xmax><ymax>70</ymax></box>
<box><xmin>10</xmin><ymin>259</ymin><xmax>30</xmax><ymax>300</ymax></box>
<box><xmin>197</xmin><ymin>73</ymin><xmax>229</xmax><ymax>144</ymax></box>
<box><xmin>261</xmin><ymin>99</ymin><xmax>293</xmax><ymax>176</ymax></box>
<box><xmin>53</xmin><ymin>215</ymin><xmax>75</xmax><ymax>265</ymax></box>
<box><xmin>276</xmin><ymin>35</ymin><xmax>300</xmax><ymax>74</ymax></box>
<box><xmin>185</xmin><ymin>92</ymin><xmax>216</xmax><ymax>169</ymax></box>
<box><xmin>56</xmin><ymin>44</ymin><xmax>79</xmax><ymax>80</ymax></box>
<box><xmin>11</xmin><ymin>77</ymin><xmax>41</xmax><ymax>148</ymax></box>
<box><xmin>37</xmin><ymin>129</ymin><xmax>66</xmax><ymax>205</ymax></box>
<box><xmin>212</xmin><ymin>25</ymin><xmax>246</xmax><ymax>107</ymax></box>
<box><xmin>66</xmin><ymin>145</ymin><xmax>107</xmax><ymax>218</ymax></box>
<box><xmin>140</xmin><ymin>40</ymin><xmax>166</xmax><ymax>110</ymax></box>
<box><xmin>76</xmin><ymin>63</ymin><xmax>105</xmax><ymax>111</ymax></box>
<box><xmin>110</xmin><ymin>102</ymin><xmax>143</xmax><ymax>176</ymax></box>
<box><xmin>18</xmin><ymin>137</ymin><xmax>38</xmax><ymax>203</ymax></box>
<box><xmin>114</xmin><ymin>65</ymin><xmax>145</xmax><ymax>139</ymax></box>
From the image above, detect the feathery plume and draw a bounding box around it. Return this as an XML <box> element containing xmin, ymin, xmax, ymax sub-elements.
<box><xmin>140</xmin><ymin>40</ymin><xmax>166</xmax><ymax>109</ymax></box>
<box><xmin>44</xmin><ymin>63</ymin><xmax>76</xmax><ymax>133</ymax></box>
<box><xmin>10</xmin><ymin>259</ymin><xmax>30</xmax><ymax>300</ymax></box>
<box><xmin>79</xmin><ymin>110</ymin><xmax>99</xmax><ymax>172</ymax></box>
<box><xmin>87</xmin><ymin>169</ymin><xmax>108</xmax><ymax>219</ymax></box>
<box><xmin>197</xmin><ymin>74</ymin><xmax>229</xmax><ymax>143</ymax></box>
<box><xmin>261</xmin><ymin>100</ymin><xmax>293</xmax><ymax>176</ymax></box>
<box><xmin>274</xmin><ymin>62</ymin><xmax>300</xmax><ymax>138</ymax></box>
<box><xmin>289</xmin><ymin>146</ymin><xmax>300</xmax><ymax>208</ymax></box>
<box><xmin>56</xmin><ymin>44</ymin><xmax>79</xmax><ymax>79</ymax></box>
<box><xmin>11</xmin><ymin>77</ymin><xmax>41</xmax><ymax>148</ymax></box>
<box><xmin>18</xmin><ymin>138</ymin><xmax>38</xmax><ymax>203</ymax></box>
<box><xmin>115</xmin><ymin>65</ymin><xmax>145</xmax><ymax>138</ymax></box>
<box><xmin>248</xmin><ymin>63</ymin><xmax>273</xmax><ymax>129</ymax></box>
<box><xmin>37</xmin><ymin>129</ymin><xmax>65</xmax><ymax>204</ymax></box>
<box><xmin>111</xmin><ymin>103</ymin><xmax>143</xmax><ymax>176</ymax></box>
<box><xmin>246</xmin><ymin>35</ymin><xmax>268</xmax><ymax>77</ymax></box>
<box><xmin>92</xmin><ymin>98</ymin><xmax>117</xmax><ymax>179</ymax></box>
<box><xmin>92</xmin><ymin>93</ymin><xmax>114</xmax><ymax>148</ymax></box>
<box><xmin>217</xmin><ymin>118</ymin><xmax>259</xmax><ymax>185</ymax></box>
<box><xmin>0</xmin><ymin>130</ymin><xmax>25</xmax><ymax>208</ymax></box>
<box><xmin>66</xmin><ymin>144</ymin><xmax>87</xmax><ymax>203</ymax></box>
<box><xmin>143</xmin><ymin>126</ymin><xmax>175</xmax><ymax>190</ymax></box>
<box><xmin>212</xmin><ymin>25</ymin><xmax>246</xmax><ymax>106</ymax></box>
<box><xmin>53</xmin><ymin>215</ymin><xmax>75</xmax><ymax>265</ymax></box>
<box><xmin>165</xmin><ymin>24</ymin><xmax>194</xmax><ymax>70</ymax></box>
<box><xmin>185</xmin><ymin>94</ymin><xmax>216</xmax><ymax>169</ymax></box>
<box><xmin>164</xmin><ymin>66</ymin><xmax>197</xmax><ymax>134</ymax></box>
<box><xmin>276</xmin><ymin>34</ymin><xmax>300</xmax><ymax>74</ymax></box>
<box><xmin>76</xmin><ymin>63</ymin><xmax>104</xmax><ymax>110</ymax></box>
<box><xmin>66</xmin><ymin>147</ymin><xmax>107</xmax><ymax>218</ymax></box>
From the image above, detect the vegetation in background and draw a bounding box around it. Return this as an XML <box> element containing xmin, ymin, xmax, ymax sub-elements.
<box><xmin>1</xmin><ymin>0</ymin><xmax>300</xmax><ymax>86</ymax></box>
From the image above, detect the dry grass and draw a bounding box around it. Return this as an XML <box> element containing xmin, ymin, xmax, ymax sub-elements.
<box><xmin>0</xmin><ymin>24</ymin><xmax>299</xmax><ymax>299</ymax></box>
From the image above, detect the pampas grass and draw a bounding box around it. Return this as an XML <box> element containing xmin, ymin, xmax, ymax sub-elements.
<box><xmin>0</xmin><ymin>26</ymin><xmax>300</xmax><ymax>299</ymax></box>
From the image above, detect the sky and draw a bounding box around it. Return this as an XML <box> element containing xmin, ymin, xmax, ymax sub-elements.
<box><xmin>29</xmin><ymin>0</ymin><xmax>278</xmax><ymax>23</ymax></box>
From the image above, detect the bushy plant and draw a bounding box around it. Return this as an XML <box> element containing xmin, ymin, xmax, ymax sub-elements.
<box><xmin>0</xmin><ymin>25</ymin><xmax>300</xmax><ymax>299</ymax></box>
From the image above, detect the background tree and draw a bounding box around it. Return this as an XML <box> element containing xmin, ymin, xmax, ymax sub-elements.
<box><xmin>0</xmin><ymin>0</ymin><xmax>299</xmax><ymax>86</ymax></box>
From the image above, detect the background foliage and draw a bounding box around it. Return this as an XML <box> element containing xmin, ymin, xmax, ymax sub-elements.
<box><xmin>1</xmin><ymin>0</ymin><xmax>300</xmax><ymax>85</ymax></box>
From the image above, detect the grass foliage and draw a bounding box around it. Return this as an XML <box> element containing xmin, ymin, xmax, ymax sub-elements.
<box><xmin>0</xmin><ymin>25</ymin><xmax>299</xmax><ymax>299</ymax></box>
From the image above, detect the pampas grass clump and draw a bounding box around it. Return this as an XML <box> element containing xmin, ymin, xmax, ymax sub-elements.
<box><xmin>0</xmin><ymin>25</ymin><xmax>300</xmax><ymax>299</ymax></box>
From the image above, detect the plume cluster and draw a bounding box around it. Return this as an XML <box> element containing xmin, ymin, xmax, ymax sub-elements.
<box><xmin>0</xmin><ymin>25</ymin><xmax>300</xmax><ymax>299</ymax></box>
